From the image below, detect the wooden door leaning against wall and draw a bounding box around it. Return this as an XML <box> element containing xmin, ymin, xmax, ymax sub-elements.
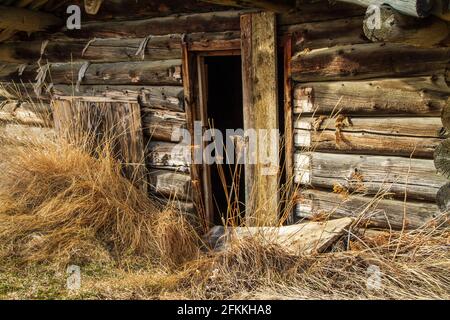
<box><xmin>52</xmin><ymin>97</ymin><xmax>148</xmax><ymax>192</ymax></box>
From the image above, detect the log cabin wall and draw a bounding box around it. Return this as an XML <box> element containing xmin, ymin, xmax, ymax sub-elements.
<box><xmin>0</xmin><ymin>0</ymin><xmax>448</xmax><ymax>229</ymax></box>
<box><xmin>289</xmin><ymin>2</ymin><xmax>450</xmax><ymax>230</ymax></box>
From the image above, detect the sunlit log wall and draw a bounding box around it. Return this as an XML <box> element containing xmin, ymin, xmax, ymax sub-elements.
<box><xmin>0</xmin><ymin>0</ymin><xmax>448</xmax><ymax>228</ymax></box>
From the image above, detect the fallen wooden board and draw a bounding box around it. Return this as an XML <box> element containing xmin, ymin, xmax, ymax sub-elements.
<box><xmin>206</xmin><ymin>217</ymin><xmax>354</xmax><ymax>255</ymax></box>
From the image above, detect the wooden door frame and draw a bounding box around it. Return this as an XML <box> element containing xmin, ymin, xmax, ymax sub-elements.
<box><xmin>182</xmin><ymin>38</ymin><xmax>241</xmax><ymax>231</ymax></box>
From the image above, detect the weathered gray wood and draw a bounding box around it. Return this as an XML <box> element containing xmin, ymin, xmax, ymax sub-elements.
<box><xmin>0</xmin><ymin>60</ymin><xmax>183</xmax><ymax>86</ymax></box>
<box><xmin>291</xmin><ymin>43</ymin><xmax>450</xmax><ymax>82</ymax></box>
<box><xmin>296</xmin><ymin>189</ymin><xmax>441</xmax><ymax>229</ymax></box>
<box><xmin>363</xmin><ymin>5</ymin><xmax>449</xmax><ymax>47</ymax></box>
<box><xmin>282</xmin><ymin>16</ymin><xmax>368</xmax><ymax>51</ymax></box>
<box><xmin>294</xmin><ymin>152</ymin><xmax>447</xmax><ymax>201</ymax></box>
<box><xmin>0</xmin><ymin>123</ymin><xmax>55</xmax><ymax>144</ymax></box>
<box><xmin>147</xmin><ymin>141</ymin><xmax>190</xmax><ymax>172</ymax></box>
<box><xmin>211</xmin><ymin>217</ymin><xmax>354</xmax><ymax>255</ymax></box>
<box><xmin>338</xmin><ymin>0</ymin><xmax>435</xmax><ymax>17</ymax></box>
<box><xmin>295</xmin><ymin>117</ymin><xmax>443</xmax><ymax>138</ymax></box>
<box><xmin>293</xmin><ymin>76</ymin><xmax>450</xmax><ymax>115</ymax></box>
<box><xmin>295</xmin><ymin>128</ymin><xmax>442</xmax><ymax>158</ymax></box>
<box><xmin>148</xmin><ymin>169</ymin><xmax>192</xmax><ymax>201</ymax></box>
<box><xmin>0</xmin><ymin>101</ymin><xmax>52</xmax><ymax>127</ymax></box>
<box><xmin>142</xmin><ymin>109</ymin><xmax>187</xmax><ymax>142</ymax></box>
<box><xmin>63</xmin><ymin>11</ymin><xmax>242</xmax><ymax>39</ymax></box>
<box><xmin>53</xmin><ymin>85</ymin><xmax>184</xmax><ymax>112</ymax></box>
<box><xmin>241</xmin><ymin>12</ymin><xmax>279</xmax><ymax>226</ymax></box>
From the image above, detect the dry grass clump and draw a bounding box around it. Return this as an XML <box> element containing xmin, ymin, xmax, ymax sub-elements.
<box><xmin>0</xmin><ymin>135</ymin><xmax>199</xmax><ymax>267</ymax></box>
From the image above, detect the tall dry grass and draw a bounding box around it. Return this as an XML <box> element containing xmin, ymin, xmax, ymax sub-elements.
<box><xmin>0</xmin><ymin>134</ymin><xmax>199</xmax><ymax>268</ymax></box>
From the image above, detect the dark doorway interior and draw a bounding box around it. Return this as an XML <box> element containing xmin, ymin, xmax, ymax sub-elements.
<box><xmin>204</xmin><ymin>55</ymin><xmax>245</xmax><ymax>225</ymax></box>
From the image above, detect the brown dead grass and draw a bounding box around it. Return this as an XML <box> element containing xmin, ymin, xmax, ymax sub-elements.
<box><xmin>0</xmin><ymin>133</ymin><xmax>448</xmax><ymax>300</ymax></box>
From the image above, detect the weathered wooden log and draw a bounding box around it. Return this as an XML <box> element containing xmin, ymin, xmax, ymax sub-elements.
<box><xmin>436</xmin><ymin>182</ymin><xmax>450</xmax><ymax>212</ymax></box>
<box><xmin>278</xmin><ymin>1</ymin><xmax>365</xmax><ymax>25</ymax></box>
<box><xmin>0</xmin><ymin>123</ymin><xmax>55</xmax><ymax>144</ymax></box>
<box><xmin>294</xmin><ymin>152</ymin><xmax>447</xmax><ymax>201</ymax></box>
<box><xmin>295</xmin><ymin>117</ymin><xmax>443</xmax><ymax>138</ymax></box>
<box><xmin>0</xmin><ymin>101</ymin><xmax>52</xmax><ymax>127</ymax></box>
<box><xmin>363</xmin><ymin>5</ymin><xmax>449</xmax><ymax>47</ymax></box>
<box><xmin>148</xmin><ymin>169</ymin><xmax>192</xmax><ymax>201</ymax></box>
<box><xmin>338</xmin><ymin>0</ymin><xmax>435</xmax><ymax>17</ymax></box>
<box><xmin>295</xmin><ymin>128</ymin><xmax>441</xmax><ymax>158</ymax></box>
<box><xmin>201</xmin><ymin>0</ymin><xmax>294</xmax><ymax>12</ymax></box>
<box><xmin>142</xmin><ymin>109</ymin><xmax>187</xmax><ymax>142</ymax></box>
<box><xmin>147</xmin><ymin>141</ymin><xmax>190</xmax><ymax>172</ymax></box>
<box><xmin>293</xmin><ymin>76</ymin><xmax>450</xmax><ymax>115</ymax></box>
<box><xmin>53</xmin><ymin>85</ymin><xmax>185</xmax><ymax>112</ymax></box>
<box><xmin>291</xmin><ymin>43</ymin><xmax>450</xmax><ymax>82</ymax></box>
<box><xmin>282</xmin><ymin>16</ymin><xmax>368</xmax><ymax>51</ymax></box>
<box><xmin>0</xmin><ymin>6</ymin><xmax>62</xmax><ymax>34</ymax></box>
<box><xmin>0</xmin><ymin>60</ymin><xmax>182</xmax><ymax>86</ymax></box>
<box><xmin>296</xmin><ymin>189</ymin><xmax>441</xmax><ymax>229</ymax></box>
<box><xmin>0</xmin><ymin>32</ymin><xmax>241</xmax><ymax>64</ymax></box>
<box><xmin>434</xmin><ymin>138</ymin><xmax>450</xmax><ymax>177</ymax></box>
<box><xmin>207</xmin><ymin>218</ymin><xmax>354</xmax><ymax>254</ymax></box>
<box><xmin>63</xmin><ymin>11</ymin><xmax>242</xmax><ymax>39</ymax></box>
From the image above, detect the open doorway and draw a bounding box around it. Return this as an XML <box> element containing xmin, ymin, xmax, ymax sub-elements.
<box><xmin>203</xmin><ymin>55</ymin><xmax>245</xmax><ymax>226</ymax></box>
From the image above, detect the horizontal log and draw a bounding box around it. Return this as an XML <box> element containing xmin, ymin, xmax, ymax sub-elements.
<box><xmin>53</xmin><ymin>85</ymin><xmax>184</xmax><ymax>112</ymax></box>
<box><xmin>363</xmin><ymin>5</ymin><xmax>450</xmax><ymax>47</ymax></box>
<box><xmin>63</xmin><ymin>11</ymin><xmax>242</xmax><ymax>39</ymax></box>
<box><xmin>294</xmin><ymin>152</ymin><xmax>447</xmax><ymax>201</ymax></box>
<box><xmin>295</xmin><ymin>128</ymin><xmax>442</xmax><ymax>158</ymax></box>
<box><xmin>0</xmin><ymin>123</ymin><xmax>55</xmax><ymax>144</ymax></box>
<box><xmin>282</xmin><ymin>16</ymin><xmax>368</xmax><ymax>51</ymax></box>
<box><xmin>291</xmin><ymin>43</ymin><xmax>450</xmax><ymax>82</ymax></box>
<box><xmin>201</xmin><ymin>0</ymin><xmax>294</xmax><ymax>12</ymax></box>
<box><xmin>148</xmin><ymin>169</ymin><xmax>192</xmax><ymax>201</ymax></box>
<box><xmin>296</xmin><ymin>189</ymin><xmax>441</xmax><ymax>229</ymax></box>
<box><xmin>293</xmin><ymin>76</ymin><xmax>450</xmax><ymax>115</ymax></box>
<box><xmin>337</xmin><ymin>0</ymin><xmax>435</xmax><ymax>17</ymax></box>
<box><xmin>295</xmin><ymin>117</ymin><xmax>443</xmax><ymax>138</ymax></box>
<box><xmin>0</xmin><ymin>32</ymin><xmax>241</xmax><ymax>64</ymax></box>
<box><xmin>0</xmin><ymin>101</ymin><xmax>52</xmax><ymax>127</ymax></box>
<box><xmin>278</xmin><ymin>1</ymin><xmax>365</xmax><ymax>25</ymax></box>
<box><xmin>147</xmin><ymin>141</ymin><xmax>190</xmax><ymax>172</ymax></box>
<box><xmin>0</xmin><ymin>6</ymin><xmax>62</xmax><ymax>33</ymax></box>
<box><xmin>142</xmin><ymin>109</ymin><xmax>187</xmax><ymax>142</ymax></box>
<box><xmin>0</xmin><ymin>60</ymin><xmax>182</xmax><ymax>86</ymax></box>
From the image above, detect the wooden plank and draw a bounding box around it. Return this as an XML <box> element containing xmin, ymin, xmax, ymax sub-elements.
<box><xmin>296</xmin><ymin>189</ymin><xmax>440</xmax><ymax>229</ymax></box>
<box><xmin>0</xmin><ymin>60</ymin><xmax>183</xmax><ymax>86</ymax></box>
<box><xmin>142</xmin><ymin>109</ymin><xmax>186</xmax><ymax>142</ymax></box>
<box><xmin>337</xmin><ymin>0</ymin><xmax>435</xmax><ymax>17</ymax></box>
<box><xmin>282</xmin><ymin>16</ymin><xmax>368</xmax><ymax>51</ymax></box>
<box><xmin>64</xmin><ymin>11</ymin><xmax>242</xmax><ymax>39</ymax></box>
<box><xmin>147</xmin><ymin>141</ymin><xmax>190</xmax><ymax>172</ymax></box>
<box><xmin>0</xmin><ymin>32</ymin><xmax>242</xmax><ymax>64</ymax></box>
<box><xmin>241</xmin><ymin>12</ymin><xmax>279</xmax><ymax>226</ymax></box>
<box><xmin>294</xmin><ymin>152</ymin><xmax>447</xmax><ymax>201</ymax></box>
<box><xmin>295</xmin><ymin>117</ymin><xmax>443</xmax><ymax>138</ymax></box>
<box><xmin>295</xmin><ymin>128</ymin><xmax>442</xmax><ymax>158</ymax></box>
<box><xmin>293</xmin><ymin>76</ymin><xmax>450</xmax><ymax>115</ymax></box>
<box><xmin>291</xmin><ymin>43</ymin><xmax>450</xmax><ymax>82</ymax></box>
<box><xmin>208</xmin><ymin>217</ymin><xmax>354</xmax><ymax>254</ymax></box>
<box><xmin>200</xmin><ymin>0</ymin><xmax>294</xmax><ymax>12</ymax></box>
<box><xmin>0</xmin><ymin>101</ymin><xmax>53</xmax><ymax>127</ymax></box>
<box><xmin>148</xmin><ymin>169</ymin><xmax>192</xmax><ymax>201</ymax></box>
<box><xmin>51</xmin><ymin>85</ymin><xmax>184</xmax><ymax>112</ymax></box>
<box><xmin>0</xmin><ymin>6</ymin><xmax>62</xmax><ymax>34</ymax></box>
<box><xmin>0</xmin><ymin>123</ymin><xmax>55</xmax><ymax>144</ymax></box>
<box><xmin>52</xmin><ymin>99</ymin><xmax>148</xmax><ymax>191</ymax></box>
